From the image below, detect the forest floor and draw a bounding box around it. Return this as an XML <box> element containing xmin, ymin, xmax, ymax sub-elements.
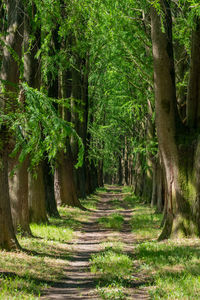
<box><xmin>42</xmin><ymin>186</ymin><xmax>150</xmax><ymax>299</ymax></box>
<box><xmin>1</xmin><ymin>186</ymin><xmax>200</xmax><ymax>299</ymax></box>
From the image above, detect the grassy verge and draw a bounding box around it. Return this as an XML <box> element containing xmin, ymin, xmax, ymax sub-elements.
<box><xmin>130</xmin><ymin>195</ymin><xmax>200</xmax><ymax>299</ymax></box>
<box><xmin>0</xmin><ymin>194</ymin><xmax>97</xmax><ymax>299</ymax></box>
<box><xmin>92</xmin><ymin>189</ymin><xmax>200</xmax><ymax>299</ymax></box>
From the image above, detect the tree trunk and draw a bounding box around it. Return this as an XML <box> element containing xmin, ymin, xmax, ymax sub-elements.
<box><xmin>29</xmin><ymin>164</ymin><xmax>48</xmax><ymax>223</ymax></box>
<box><xmin>9</xmin><ymin>157</ymin><xmax>31</xmax><ymax>235</ymax></box>
<box><xmin>8</xmin><ymin>8</ymin><xmax>36</xmax><ymax>236</ymax></box>
<box><xmin>56</xmin><ymin>67</ymin><xmax>84</xmax><ymax>209</ymax></box>
<box><xmin>0</xmin><ymin>0</ymin><xmax>24</xmax><ymax>250</ymax></box>
<box><xmin>0</xmin><ymin>150</ymin><xmax>20</xmax><ymax>249</ymax></box>
<box><xmin>56</xmin><ymin>150</ymin><xmax>85</xmax><ymax>209</ymax></box>
<box><xmin>151</xmin><ymin>2</ymin><xmax>200</xmax><ymax>239</ymax></box>
<box><xmin>43</xmin><ymin>159</ymin><xmax>60</xmax><ymax>218</ymax></box>
<box><xmin>118</xmin><ymin>156</ymin><xmax>123</xmax><ymax>185</ymax></box>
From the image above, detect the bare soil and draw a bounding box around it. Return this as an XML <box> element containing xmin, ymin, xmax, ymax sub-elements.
<box><xmin>42</xmin><ymin>186</ymin><xmax>150</xmax><ymax>299</ymax></box>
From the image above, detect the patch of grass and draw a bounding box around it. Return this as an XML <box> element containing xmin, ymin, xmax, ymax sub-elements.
<box><xmin>0</xmin><ymin>275</ymin><xmax>45</xmax><ymax>299</ymax></box>
<box><xmin>122</xmin><ymin>186</ymin><xmax>133</xmax><ymax>194</ymax></box>
<box><xmin>30</xmin><ymin>223</ymin><xmax>74</xmax><ymax>243</ymax></box>
<box><xmin>135</xmin><ymin>237</ymin><xmax>200</xmax><ymax>298</ymax></box>
<box><xmin>90</xmin><ymin>243</ymin><xmax>134</xmax><ymax>299</ymax></box>
<box><xmin>90</xmin><ymin>248</ymin><xmax>133</xmax><ymax>282</ymax></box>
<box><xmin>0</xmin><ymin>202</ymin><xmax>95</xmax><ymax>299</ymax></box>
<box><xmin>101</xmin><ymin>241</ymin><xmax>125</xmax><ymax>252</ymax></box>
<box><xmin>81</xmin><ymin>194</ymin><xmax>99</xmax><ymax>210</ymax></box>
<box><xmin>97</xmin><ymin>282</ymin><xmax>126</xmax><ymax>300</ymax></box>
<box><xmin>98</xmin><ymin>213</ymin><xmax>124</xmax><ymax>231</ymax></box>
<box><xmin>123</xmin><ymin>194</ymin><xmax>139</xmax><ymax>208</ymax></box>
<box><xmin>96</xmin><ymin>187</ymin><xmax>108</xmax><ymax>193</ymax></box>
<box><xmin>130</xmin><ymin>199</ymin><xmax>200</xmax><ymax>298</ymax></box>
<box><xmin>108</xmin><ymin>198</ymin><xmax>124</xmax><ymax>210</ymax></box>
<box><xmin>130</xmin><ymin>204</ymin><xmax>162</xmax><ymax>239</ymax></box>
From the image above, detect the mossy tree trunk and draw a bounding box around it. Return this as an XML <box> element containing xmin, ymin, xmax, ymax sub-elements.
<box><xmin>151</xmin><ymin>1</ymin><xmax>200</xmax><ymax>239</ymax></box>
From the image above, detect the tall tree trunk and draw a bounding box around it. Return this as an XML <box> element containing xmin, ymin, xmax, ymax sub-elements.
<box><xmin>23</xmin><ymin>9</ymin><xmax>48</xmax><ymax>223</ymax></box>
<box><xmin>118</xmin><ymin>156</ymin><xmax>123</xmax><ymax>185</ymax></box>
<box><xmin>71</xmin><ymin>55</ymin><xmax>89</xmax><ymax>199</ymax></box>
<box><xmin>56</xmin><ymin>150</ymin><xmax>85</xmax><ymax>209</ymax></box>
<box><xmin>58</xmin><ymin>67</ymin><xmax>84</xmax><ymax>208</ymax></box>
<box><xmin>151</xmin><ymin>2</ymin><xmax>200</xmax><ymax>239</ymax></box>
<box><xmin>9</xmin><ymin>156</ymin><xmax>31</xmax><ymax>235</ymax></box>
<box><xmin>98</xmin><ymin>160</ymin><xmax>104</xmax><ymax>187</ymax></box>
<box><xmin>8</xmin><ymin>6</ymin><xmax>35</xmax><ymax>235</ymax></box>
<box><xmin>43</xmin><ymin>158</ymin><xmax>59</xmax><ymax>218</ymax></box>
<box><xmin>29</xmin><ymin>164</ymin><xmax>48</xmax><ymax>223</ymax></box>
<box><xmin>0</xmin><ymin>0</ymin><xmax>24</xmax><ymax>250</ymax></box>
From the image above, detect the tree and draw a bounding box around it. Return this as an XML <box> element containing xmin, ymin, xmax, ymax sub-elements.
<box><xmin>151</xmin><ymin>0</ymin><xmax>200</xmax><ymax>239</ymax></box>
<box><xmin>0</xmin><ymin>0</ymin><xmax>24</xmax><ymax>249</ymax></box>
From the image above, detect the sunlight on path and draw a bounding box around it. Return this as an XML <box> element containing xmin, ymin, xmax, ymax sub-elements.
<box><xmin>42</xmin><ymin>186</ymin><xmax>150</xmax><ymax>299</ymax></box>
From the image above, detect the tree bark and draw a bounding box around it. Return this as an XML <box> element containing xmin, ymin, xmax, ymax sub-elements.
<box><xmin>43</xmin><ymin>158</ymin><xmax>60</xmax><ymax>218</ymax></box>
<box><xmin>0</xmin><ymin>0</ymin><xmax>24</xmax><ymax>250</ymax></box>
<box><xmin>8</xmin><ymin>6</ymin><xmax>36</xmax><ymax>236</ymax></box>
<box><xmin>56</xmin><ymin>66</ymin><xmax>85</xmax><ymax>208</ymax></box>
<box><xmin>29</xmin><ymin>164</ymin><xmax>48</xmax><ymax>223</ymax></box>
<box><xmin>9</xmin><ymin>157</ymin><xmax>31</xmax><ymax>235</ymax></box>
<box><xmin>151</xmin><ymin>2</ymin><xmax>200</xmax><ymax>239</ymax></box>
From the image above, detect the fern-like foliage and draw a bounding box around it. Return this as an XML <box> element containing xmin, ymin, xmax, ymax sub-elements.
<box><xmin>8</xmin><ymin>83</ymin><xmax>84</xmax><ymax>171</ymax></box>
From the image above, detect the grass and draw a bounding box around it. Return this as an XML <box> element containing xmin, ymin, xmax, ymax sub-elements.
<box><xmin>2</xmin><ymin>187</ymin><xmax>200</xmax><ymax>299</ymax></box>
<box><xmin>0</xmin><ymin>195</ymin><xmax>98</xmax><ymax>299</ymax></box>
<box><xmin>127</xmin><ymin>193</ymin><xmax>200</xmax><ymax>299</ymax></box>
<box><xmin>98</xmin><ymin>213</ymin><xmax>124</xmax><ymax>231</ymax></box>
<box><xmin>96</xmin><ymin>282</ymin><xmax>127</xmax><ymax>300</ymax></box>
<box><xmin>130</xmin><ymin>204</ymin><xmax>162</xmax><ymax>240</ymax></box>
<box><xmin>90</xmin><ymin>244</ymin><xmax>133</xmax><ymax>300</ymax></box>
<box><xmin>135</xmin><ymin>239</ymin><xmax>200</xmax><ymax>299</ymax></box>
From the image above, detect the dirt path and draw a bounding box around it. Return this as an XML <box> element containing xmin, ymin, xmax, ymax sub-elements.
<box><xmin>42</xmin><ymin>187</ymin><xmax>150</xmax><ymax>299</ymax></box>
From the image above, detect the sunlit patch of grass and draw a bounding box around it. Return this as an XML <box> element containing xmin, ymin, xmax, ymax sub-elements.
<box><xmin>30</xmin><ymin>223</ymin><xmax>74</xmax><ymax>243</ymax></box>
<box><xmin>90</xmin><ymin>243</ymin><xmax>134</xmax><ymax>299</ymax></box>
<box><xmin>81</xmin><ymin>194</ymin><xmax>99</xmax><ymax>210</ymax></box>
<box><xmin>122</xmin><ymin>186</ymin><xmax>133</xmax><ymax>194</ymax></box>
<box><xmin>101</xmin><ymin>241</ymin><xmax>125</xmax><ymax>252</ymax></box>
<box><xmin>123</xmin><ymin>194</ymin><xmax>139</xmax><ymax>208</ymax></box>
<box><xmin>130</xmin><ymin>204</ymin><xmax>162</xmax><ymax>239</ymax></box>
<box><xmin>98</xmin><ymin>213</ymin><xmax>124</xmax><ymax>231</ymax></box>
<box><xmin>90</xmin><ymin>248</ymin><xmax>133</xmax><ymax>282</ymax></box>
<box><xmin>0</xmin><ymin>202</ymin><xmax>95</xmax><ymax>299</ymax></box>
<box><xmin>58</xmin><ymin>206</ymin><xmax>91</xmax><ymax>225</ymax></box>
<box><xmin>130</xmin><ymin>197</ymin><xmax>200</xmax><ymax>298</ymax></box>
<box><xmin>108</xmin><ymin>198</ymin><xmax>124</xmax><ymax>210</ymax></box>
<box><xmin>96</xmin><ymin>187</ymin><xmax>108</xmax><ymax>193</ymax></box>
<box><xmin>135</xmin><ymin>239</ymin><xmax>200</xmax><ymax>299</ymax></box>
<box><xmin>97</xmin><ymin>282</ymin><xmax>127</xmax><ymax>300</ymax></box>
<box><xmin>0</xmin><ymin>275</ymin><xmax>45</xmax><ymax>299</ymax></box>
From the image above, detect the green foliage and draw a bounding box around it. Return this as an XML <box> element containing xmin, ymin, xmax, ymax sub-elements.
<box><xmin>10</xmin><ymin>83</ymin><xmax>84</xmax><ymax>170</ymax></box>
